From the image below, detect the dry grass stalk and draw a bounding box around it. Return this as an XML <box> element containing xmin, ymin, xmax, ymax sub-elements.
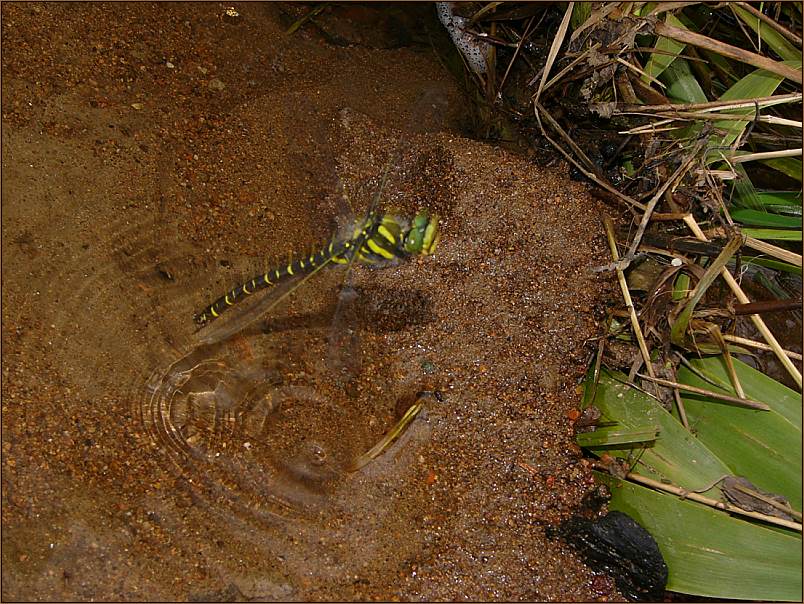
<box><xmin>731</xmin><ymin>148</ymin><xmax>803</xmax><ymax>163</ymax></box>
<box><xmin>636</xmin><ymin>373</ymin><xmax>768</xmax><ymax>410</ymax></box>
<box><xmin>721</xmin><ymin>334</ymin><xmax>803</xmax><ymax>362</ymax></box>
<box><xmin>743</xmin><ymin>237</ymin><xmax>802</xmax><ymax>267</ymax></box>
<box><xmin>533</xmin><ymin>1</ymin><xmax>574</xmax><ymax>104</ymax></box>
<box><xmin>614</xmin><ymin>92</ymin><xmax>803</xmax><ymax>113</ymax></box>
<box><xmin>623</xmin><ymin>471</ymin><xmax>803</xmax><ymax>532</ymax></box>
<box><xmin>604</xmin><ymin>217</ymin><xmax>657</xmax><ymax>383</ymax></box>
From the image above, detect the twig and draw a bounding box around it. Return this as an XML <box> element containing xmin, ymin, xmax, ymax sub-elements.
<box><xmin>683</xmin><ymin>214</ymin><xmax>802</xmax><ymax>389</ymax></box>
<box><xmin>535</xmin><ymin>43</ymin><xmax>600</xmax><ymax>91</ymax></box>
<box><xmin>620</xmin><ymin>138</ymin><xmax>708</xmax><ymax>270</ymax></box>
<box><xmin>636</xmin><ymin>373</ymin><xmax>769</xmax><ymax>410</ymax></box>
<box><xmin>670</xmin><ymin>364</ymin><xmax>690</xmax><ymax>430</ymax></box>
<box><xmin>622</xmin><ymin>471</ymin><xmax>802</xmax><ymax>532</ymax></box>
<box><xmin>733</xmin><ymin>298</ymin><xmax>802</xmax><ymax>315</ymax></box>
<box><xmin>614</xmin><ymin>56</ymin><xmax>667</xmax><ymax>89</ymax></box>
<box><xmin>731</xmin><ymin>148</ymin><xmax>803</xmax><ymax>163</ymax></box>
<box><xmin>498</xmin><ymin>15</ymin><xmax>535</xmax><ymax>98</ymax></box>
<box><xmin>744</xmin><ymin>237</ymin><xmax>802</xmax><ymax>267</ymax></box>
<box><xmin>534</xmin><ymin>103</ymin><xmax>646</xmax><ymax>212</ymax></box>
<box><xmin>722</xmin><ymin>333</ymin><xmax>803</xmax><ymax>361</ymax></box>
<box><xmin>613</xmin><ymin>93</ymin><xmax>803</xmax><ymax>114</ymax></box>
<box><xmin>604</xmin><ymin>217</ymin><xmax>657</xmax><ymax>382</ymax></box>
<box><xmin>620</xmin><ymin>111</ymin><xmax>802</xmax><ymax>128</ymax></box>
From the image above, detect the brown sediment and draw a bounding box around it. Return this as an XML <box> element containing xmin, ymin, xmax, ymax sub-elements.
<box><xmin>2</xmin><ymin>3</ymin><xmax>617</xmax><ymax>601</ymax></box>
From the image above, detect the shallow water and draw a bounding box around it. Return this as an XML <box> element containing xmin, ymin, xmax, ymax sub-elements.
<box><xmin>2</xmin><ymin>3</ymin><xmax>617</xmax><ymax>600</ymax></box>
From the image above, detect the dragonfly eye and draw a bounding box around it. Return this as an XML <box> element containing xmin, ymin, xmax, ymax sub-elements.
<box><xmin>404</xmin><ymin>210</ymin><xmax>440</xmax><ymax>255</ymax></box>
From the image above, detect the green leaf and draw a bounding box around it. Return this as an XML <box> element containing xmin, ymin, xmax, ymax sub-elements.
<box><xmin>585</xmin><ymin>368</ymin><xmax>732</xmax><ymax>498</ymax></box>
<box><xmin>742</xmin><ymin>256</ymin><xmax>803</xmax><ymax>276</ymax></box>
<box><xmin>708</xmin><ymin>66</ymin><xmax>791</xmax><ymax>150</ymax></box>
<box><xmin>570</xmin><ymin>2</ymin><xmax>591</xmax><ymax>31</ymax></box>
<box><xmin>576</xmin><ymin>425</ymin><xmax>659</xmax><ymax>447</ymax></box>
<box><xmin>643</xmin><ymin>12</ymin><xmax>688</xmax><ymax>82</ymax></box>
<box><xmin>598</xmin><ymin>472</ymin><xmax>803</xmax><ymax>601</ymax></box>
<box><xmin>660</xmin><ymin>57</ymin><xmax>708</xmax><ymax>104</ymax></box>
<box><xmin>731</xmin><ymin>4</ymin><xmax>802</xmax><ymax>63</ymax></box>
<box><xmin>670</xmin><ymin>236</ymin><xmax>743</xmax><ymax>348</ymax></box>
<box><xmin>766</xmin><ymin>205</ymin><xmax>803</xmax><ymax>217</ymax></box>
<box><xmin>731</xmin><ymin>208</ymin><xmax>802</xmax><ymax>228</ymax></box>
<box><xmin>762</xmin><ymin>157</ymin><xmax>803</xmax><ymax>182</ymax></box>
<box><xmin>750</xmin><ymin>191</ymin><xmax>803</xmax><ymax>206</ymax></box>
<box><xmin>677</xmin><ymin>356</ymin><xmax>801</xmax><ymax>509</ymax></box>
<box><xmin>740</xmin><ymin>228</ymin><xmax>802</xmax><ymax>241</ymax></box>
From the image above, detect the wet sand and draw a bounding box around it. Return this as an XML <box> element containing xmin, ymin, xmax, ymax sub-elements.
<box><xmin>2</xmin><ymin>3</ymin><xmax>617</xmax><ymax>600</ymax></box>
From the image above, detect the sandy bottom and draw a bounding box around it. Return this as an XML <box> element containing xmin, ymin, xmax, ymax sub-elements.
<box><xmin>2</xmin><ymin>3</ymin><xmax>617</xmax><ymax>600</ymax></box>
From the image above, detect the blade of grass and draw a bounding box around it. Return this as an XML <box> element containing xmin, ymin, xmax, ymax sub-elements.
<box><xmin>576</xmin><ymin>425</ymin><xmax>659</xmax><ymax>447</ymax></box>
<box><xmin>731</xmin><ymin>4</ymin><xmax>802</xmax><ymax>62</ymax></box>
<box><xmin>731</xmin><ymin>208</ymin><xmax>802</xmax><ymax>228</ymax></box>
<box><xmin>761</xmin><ymin>156</ymin><xmax>802</xmax><ymax>181</ymax></box>
<box><xmin>643</xmin><ymin>11</ymin><xmax>687</xmax><ymax>82</ymax></box>
<box><xmin>740</xmin><ymin>228</ymin><xmax>802</xmax><ymax>241</ymax></box>
<box><xmin>742</xmin><ymin>256</ymin><xmax>802</xmax><ymax>276</ymax></box>
<box><xmin>653</xmin><ymin>21</ymin><xmax>802</xmax><ymax>84</ymax></box>
<box><xmin>735</xmin><ymin>2</ymin><xmax>803</xmax><ymax>47</ymax></box>
<box><xmin>709</xmin><ymin>66</ymin><xmax>791</xmax><ymax>150</ymax></box>
<box><xmin>670</xmin><ymin>235</ymin><xmax>743</xmax><ymax>349</ymax></box>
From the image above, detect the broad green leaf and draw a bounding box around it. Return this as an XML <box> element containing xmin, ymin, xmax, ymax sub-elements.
<box><xmin>598</xmin><ymin>472</ymin><xmax>803</xmax><ymax>601</ymax></box>
<box><xmin>766</xmin><ymin>205</ymin><xmax>803</xmax><ymax>217</ymax></box>
<box><xmin>731</xmin><ymin>4</ymin><xmax>802</xmax><ymax>63</ymax></box>
<box><xmin>660</xmin><ymin>57</ymin><xmax>708</xmax><ymax>104</ymax></box>
<box><xmin>740</xmin><ymin>228</ymin><xmax>802</xmax><ymax>241</ymax></box>
<box><xmin>752</xmin><ymin>191</ymin><xmax>802</xmax><ymax>206</ymax></box>
<box><xmin>709</xmin><ymin>65</ymin><xmax>793</xmax><ymax>149</ymax></box>
<box><xmin>731</xmin><ymin>208</ymin><xmax>802</xmax><ymax>228</ymax></box>
<box><xmin>678</xmin><ymin>356</ymin><xmax>801</xmax><ymax>508</ymax></box>
<box><xmin>643</xmin><ymin>12</ymin><xmax>687</xmax><ymax>82</ymax></box>
<box><xmin>585</xmin><ymin>368</ymin><xmax>732</xmax><ymax>497</ymax></box>
<box><xmin>762</xmin><ymin>157</ymin><xmax>803</xmax><ymax>182</ymax></box>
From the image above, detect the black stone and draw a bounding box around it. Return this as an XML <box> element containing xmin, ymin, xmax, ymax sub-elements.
<box><xmin>549</xmin><ymin>511</ymin><xmax>668</xmax><ymax>601</ymax></box>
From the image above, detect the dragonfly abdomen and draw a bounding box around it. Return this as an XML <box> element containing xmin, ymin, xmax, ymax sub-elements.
<box><xmin>193</xmin><ymin>243</ymin><xmax>346</xmax><ymax>327</ymax></box>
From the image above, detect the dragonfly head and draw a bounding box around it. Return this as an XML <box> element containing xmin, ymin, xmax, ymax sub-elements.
<box><xmin>403</xmin><ymin>210</ymin><xmax>440</xmax><ymax>256</ymax></box>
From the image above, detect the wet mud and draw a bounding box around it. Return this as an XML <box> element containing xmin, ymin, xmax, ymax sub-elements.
<box><xmin>2</xmin><ymin>3</ymin><xmax>616</xmax><ymax>601</ymax></box>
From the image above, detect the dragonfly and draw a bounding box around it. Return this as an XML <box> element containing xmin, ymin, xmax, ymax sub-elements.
<box><xmin>143</xmin><ymin>145</ymin><xmax>443</xmax><ymax>526</ymax></box>
<box><xmin>192</xmin><ymin>157</ymin><xmax>440</xmax><ymax>346</ymax></box>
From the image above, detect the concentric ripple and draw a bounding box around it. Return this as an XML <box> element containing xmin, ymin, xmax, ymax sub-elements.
<box><xmin>141</xmin><ymin>316</ymin><xmax>377</xmax><ymax>522</ymax></box>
